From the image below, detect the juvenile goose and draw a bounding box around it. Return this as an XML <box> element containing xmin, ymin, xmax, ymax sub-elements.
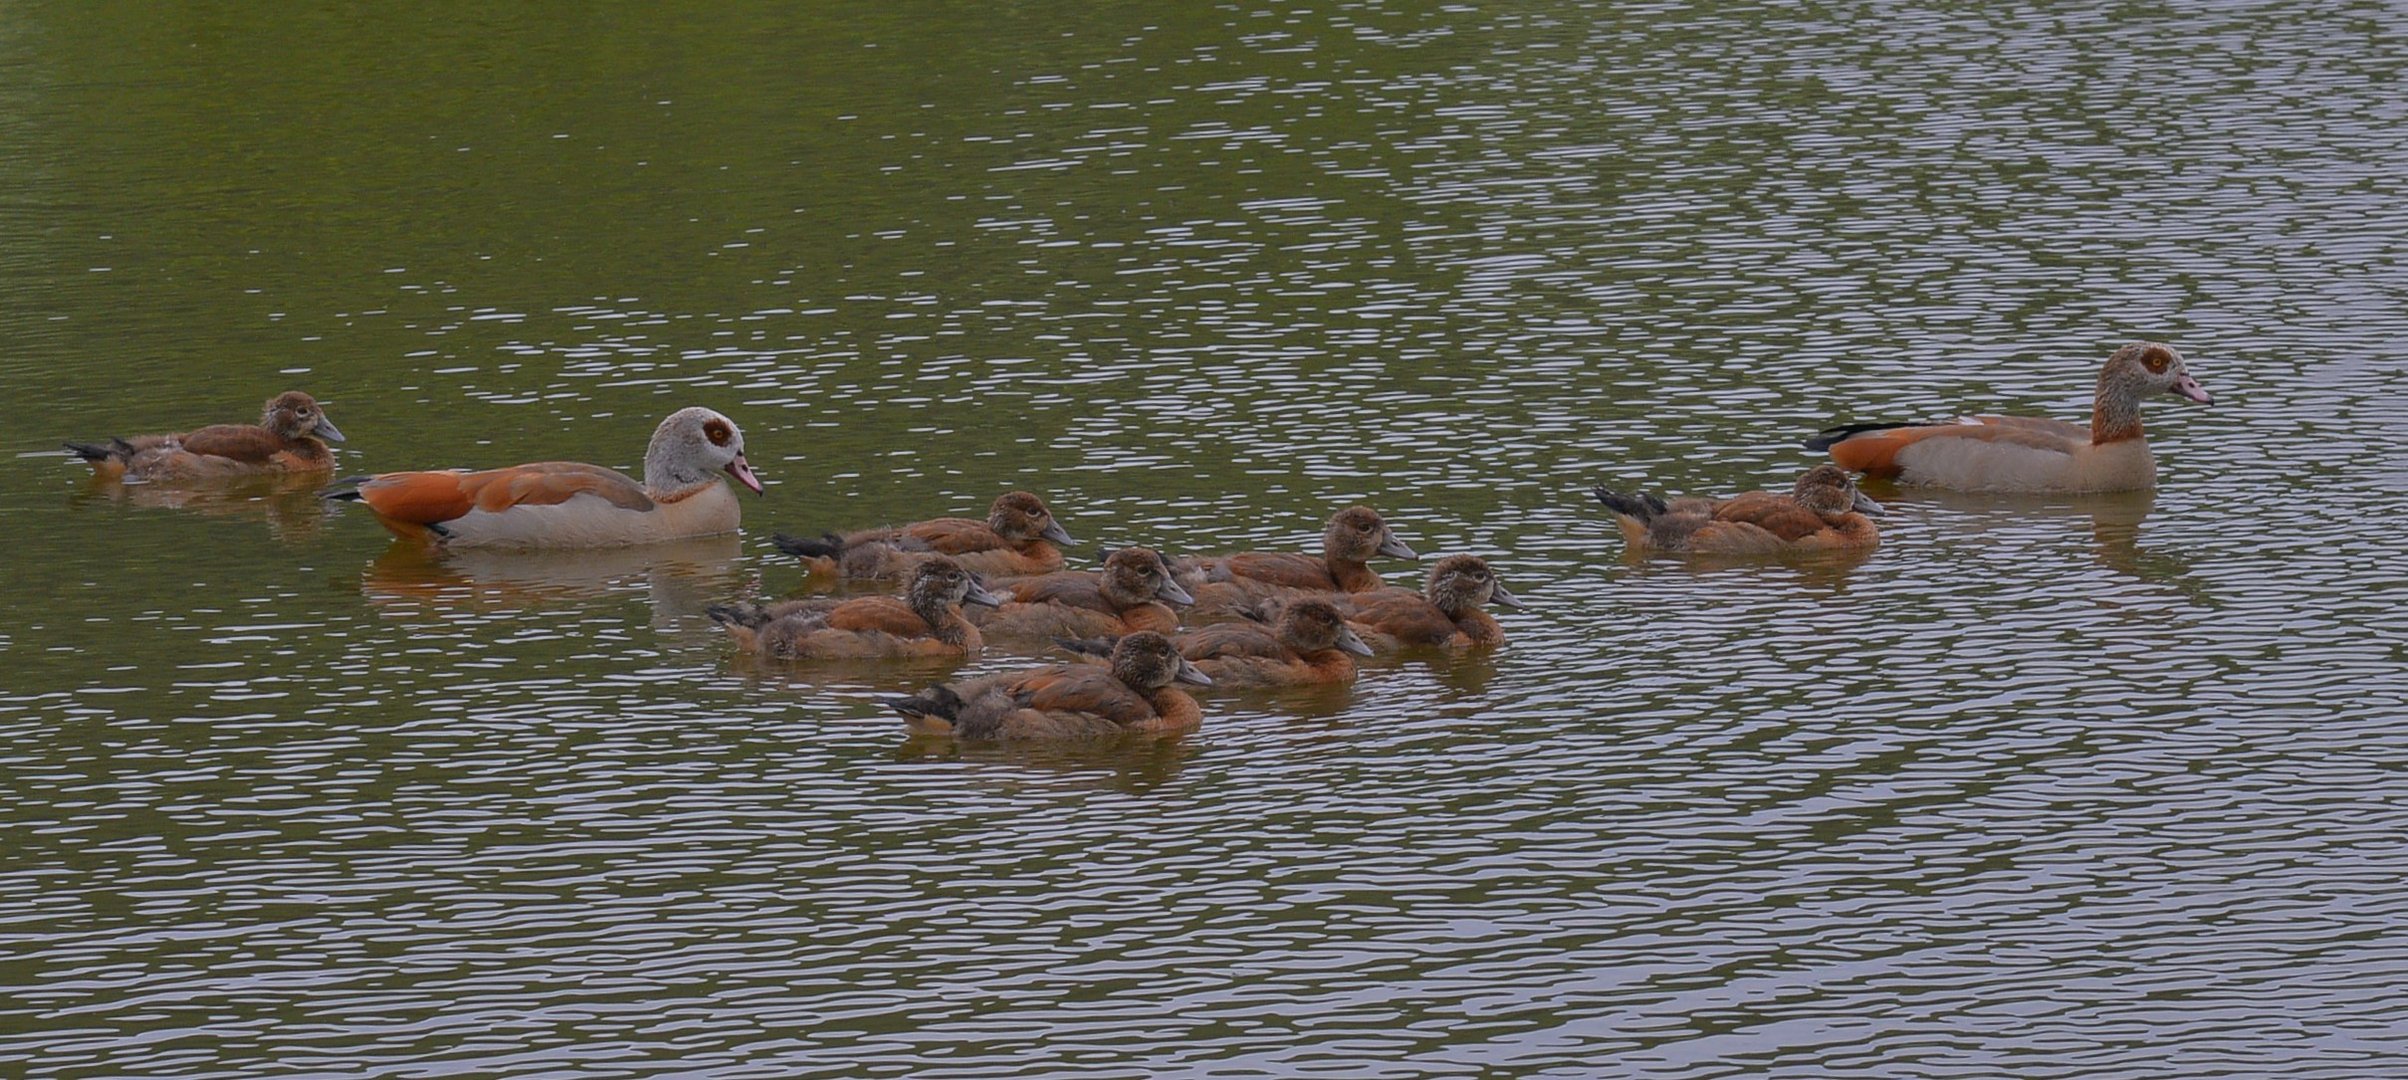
<box><xmin>324</xmin><ymin>407</ymin><xmax>761</xmax><ymax>547</ymax></box>
<box><xmin>1805</xmin><ymin>341</ymin><xmax>2213</xmax><ymax>492</ymax></box>
<box><xmin>970</xmin><ymin>546</ymin><xmax>1194</xmax><ymax>639</ymax></box>
<box><xmin>773</xmin><ymin>491</ymin><xmax>1075</xmax><ymax>579</ymax></box>
<box><xmin>887</xmin><ymin>631</ymin><xmax>1210</xmax><ymax>740</ymax></box>
<box><xmin>1060</xmin><ymin>598</ymin><xmax>1372</xmax><ymax>688</ymax></box>
<box><xmin>706</xmin><ymin>556</ymin><xmax>1005</xmax><ymax>659</ymax></box>
<box><xmin>1330</xmin><ymin>554</ymin><xmax>1523</xmax><ymax>652</ymax></box>
<box><xmin>1594</xmin><ymin>464</ymin><xmax>1883</xmax><ymax>555</ymax></box>
<box><xmin>67</xmin><ymin>391</ymin><xmax>345</xmax><ymax>481</ymax></box>
<box><xmin>1178</xmin><ymin>506</ymin><xmax>1419</xmax><ymax>616</ymax></box>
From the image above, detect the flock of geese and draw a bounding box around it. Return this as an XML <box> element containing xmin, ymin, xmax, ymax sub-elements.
<box><xmin>66</xmin><ymin>341</ymin><xmax>2212</xmax><ymax>741</ymax></box>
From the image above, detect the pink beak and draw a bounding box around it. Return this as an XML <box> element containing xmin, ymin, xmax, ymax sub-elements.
<box><xmin>2171</xmin><ymin>373</ymin><xmax>2213</xmax><ymax>405</ymax></box>
<box><xmin>726</xmin><ymin>454</ymin><xmax>764</xmax><ymax>495</ymax></box>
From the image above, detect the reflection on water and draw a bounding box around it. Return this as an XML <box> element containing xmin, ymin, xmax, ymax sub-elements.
<box><xmin>1871</xmin><ymin>484</ymin><xmax>2208</xmax><ymax>596</ymax></box>
<box><xmin>361</xmin><ymin>532</ymin><xmax>749</xmax><ymax>623</ymax></box>
<box><xmin>5</xmin><ymin>1</ymin><xmax>2408</xmax><ymax>1077</ymax></box>
<box><xmin>65</xmin><ymin>468</ymin><xmax>335</xmax><ymax>544</ymax></box>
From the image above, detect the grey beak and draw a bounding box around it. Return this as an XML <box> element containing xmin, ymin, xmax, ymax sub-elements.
<box><xmin>1041</xmin><ymin>521</ymin><xmax>1076</xmax><ymax>545</ymax></box>
<box><xmin>1376</xmin><ymin>534</ymin><xmax>1419</xmax><ymax>560</ymax></box>
<box><xmin>964</xmin><ymin>579</ymin><xmax>1009</xmax><ymax>609</ymax></box>
<box><xmin>1851</xmin><ymin>491</ymin><xmax>1885</xmax><ymax>517</ymax></box>
<box><xmin>1175</xmin><ymin>659</ymin><xmax>1213</xmax><ymax>686</ymax></box>
<box><xmin>313</xmin><ymin>416</ymin><xmax>347</xmax><ymax>443</ymax></box>
<box><xmin>1154</xmin><ymin>578</ymin><xmax>1196</xmax><ymax>607</ymax></box>
<box><xmin>1488</xmin><ymin>581</ymin><xmax>1527</xmax><ymax>609</ymax></box>
<box><xmin>1335</xmin><ymin>625</ymin><xmax>1375</xmax><ymax>656</ymax></box>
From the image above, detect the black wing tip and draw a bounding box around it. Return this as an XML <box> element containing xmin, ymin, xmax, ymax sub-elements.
<box><xmin>318</xmin><ymin>475</ymin><xmax>376</xmax><ymax>502</ymax></box>
<box><xmin>1591</xmin><ymin>488</ymin><xmax>1666</xmax><ymax>521</ymax></box>
<box><xmin>771</xmin><ymin>531</ymin><xmax>844</xmax><ymax>559</ymax></box>
<box><xmin>705</xmin><ymin>601</ymin><xmax>772</xmax><ymax>629</ymax></box>
<box><xmin>1052</xmin><ymin>635</ymin><xmax>1117</xmax><ymax>658</ymax></box>
<box><xmin>1803</xmin><ymin>422</ymin><xmax>1912</xmax><ymax>452</ymax></box>
<box><xmin>62</xmin><ymin>441</ymin><xmax>118</xmax><ymax>463</ymax></box>
<box><xmin>887</xmin><ymin>685</ymin><xmax>963</xmax><ymax>720</ymax></box>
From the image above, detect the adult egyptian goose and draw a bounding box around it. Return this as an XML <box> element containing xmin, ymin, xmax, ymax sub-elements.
<box><xmin>66</xmin><ymin>391</ymin><xmax>345</xmax><ymax>481</ymax></box>
<box><xmin>325</xmin><ymin>406</ymin><xmax>761</xmax><ymax>547</ymax></box>
<box><xmin>705</xmin><ymin>556</ymin><xmax>1005</xmax><ymax>659</ymax></box>
<box><xmin>1059</xmin><ymin>597</ymin><xmax>1373</xmax><ymax>688</ymax></box>
<box><xmin>772</xmin><ymin>491</ymin><xmax>1075</xmax><ymax>579</ymax></box>
<box><xmin>1804</xmin><ymin>341</ymin><xmax>2214</xmax><ymax>492</ymax></box>
<box><xmin>1594</xmin><ymin>464</ymin><xmax>1883</xmax><ymax>555</ymax></box>
<box><xmin>887</xmin><ymin>631</ymin><xmax>1211</xmax><ymax>740</ymax></box>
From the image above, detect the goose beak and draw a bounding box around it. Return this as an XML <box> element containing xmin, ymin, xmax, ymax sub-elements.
<box><xmin>1175</xmin><ymin>659</ymin><xmax>1213</xmax><ymax>686</ymax></box>
<box><xmin>1041</xmin><ymin>521</ymin><xmax>1076</xmax><ymax>545</ymax></box>
<box><xmin>1851</xmin><ymin>491</ymin><xmax>1885</xmax><ymax>517</ymax></box>
<box><xmin>1336</xmin><ymin>625</ymin><xmax>1375</xmax><ymax>656</ymax></box>
<box><xmin>964</xmin><ymin>578</ymin><xmax>1008</xmax><ymax>609</ymax></box>
<box><xmin>2171</xmin><ymin>373</ymin><xmax>2214</xmax><ymax>405</ymax></box>
<box><xmin>1376</xmin><ymin>534</ymin><xmax>1419</xmax><ymax>560</ymax></box>
<box><xmin>726</xmin><ymin>454</ymin><xmax>764</xmax><ymax>495</ymax></box>
<box><xmin>1488</xmin><ymin>581</ymin><xmax>1527</xmax><ymax>609</ymax></box>
<box><xmin>313</xmin><ymin>416</ymin><xmax>347</xmax><ymax>443</ymax></box>
<box><xmin>1154</xmin><ymin>579</ymin><xmax>1196</xmax><ymax>607</ymax></box>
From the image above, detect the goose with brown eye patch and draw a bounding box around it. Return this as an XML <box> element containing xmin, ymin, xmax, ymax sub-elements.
<box><xmin>323</xmin><ymin>406</ymin><xmax>763</xmax><ymax>548</ymax></box>
<box><xmin>65</xmin><ymin>390</ymin><xmax>347</xmax><ymax>483</ymax></box>
<box><xmin>1594</xmin><ymin>464</ymin><xmax>1882</xmax><ymax>556</ymax></box>
<box><xmin>771</xmin><ymin>490</ymin><xmax>1077</xmax><ymax>580</ymax></box>
<box><xmin>1803</xmin><ymin>340</ymin><xmax>2213</xmax><ymax>493</ymax></box>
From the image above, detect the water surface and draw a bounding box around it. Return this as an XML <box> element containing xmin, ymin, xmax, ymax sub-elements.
<box><xmin>5</xmin><ymin>2</ymin><xmax>2407</xmax><ymax>1076</ymax></box>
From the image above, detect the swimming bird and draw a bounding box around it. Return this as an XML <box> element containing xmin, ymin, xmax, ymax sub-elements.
<box><xmin>1328</xmin><ymin>554</ymin><xmax>1523</xmax><ymax>652</ymax></box>
<box><xmin>323</xmin><ymin>407</ymin><xmax>761</xmax><ymax>547</ymax></box>
<box><xmin>706</xmin><ymin>556</ymin><xmax>1004</xmax><ymax>659</ymax></box>
<box><xmin>887</xmin><ymin>631</ymin><xmax>1210</xmax><ymax>740</ymax></box>
<box><xmin>1059</xmin><ymin>598</ymin><xmax>1372</xmax><ymax>688</ymax></box>
<box><xmin>773</xmin><ymin>491</ymin><xmax>1074</xmax><ymax>579</ymax></box>
<box><xmin>1594</xmin><ymin>464</ymin><xmax>1883</xmax><ymax>555</ymax></box>
<box><xmin>66</xmin><ymin>391</ymin><xmax>345</xmax><ymax>481</ymax></box>
<box><xmin>1178</xmin><ymin>505</ymin><xmax>1419</xmax><ymax>617</ymax></box>
<box><xmin>970</xmin><ymin>546</ymin><xmax>1194</xmax><ymax>639</ymax></box>
<box><xmin>1804</xmin><ymin>341</ymin><xmax>2213</xmax><ymax>492</ymax></box>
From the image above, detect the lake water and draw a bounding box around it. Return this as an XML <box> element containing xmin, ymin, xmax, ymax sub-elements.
<box><xmin>5</xmin><ymin>3</ymin><xmax>2407</xmax><ymax>1076</ymax></box>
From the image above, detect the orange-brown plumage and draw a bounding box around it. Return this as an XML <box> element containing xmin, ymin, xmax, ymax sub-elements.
<box><xmin>971</xmin><ymin>547</ymin><xmax>1192</xmax><ymax>639</ymax></box>
<box><xmin>1177</xmin><ymin>506</ymin><xmax>1419</xmax><ymax>615</ymax></box>
<box><xmin>1805</xmin><ymin>342</ymin><xmax>2214</xmax><ymax>493</ymax></box>
<box><xmin>888</xmin><ymin>631</ymin><xmax>1210</xmax><ymax>740</ymax></box>
<box><xmin>1593</xmin><ymin>465</ymin><xmax>1882</xmax><ymax>555</ymax></box>
<box><xmin>1334</xmin><ymin>554</ymin><xmax>1521</xmax><ymax>651</ymax></box>
<box><xmin>66</xmin><ymin>391</ymin><xmax>345</xmax><ymax>482</ymax></box>
<box><xmin>709</xmin><ymin>556</ymin><xmax>1003</xmax><ymax>659</ymax></box>
<box><xmin>1064</xmin><ymin>599</ymin><xmax>1372</xmax><ymax>688</ymax></box>
<box><xmin>774</xmin><ymin>491</ymin><xmax>1075</xmax><ymax>580</ymax></box>
<box><xmin>326</xmin><ymin>407</ymin><xmax>761</xmax><ymax>547</ymax></box>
